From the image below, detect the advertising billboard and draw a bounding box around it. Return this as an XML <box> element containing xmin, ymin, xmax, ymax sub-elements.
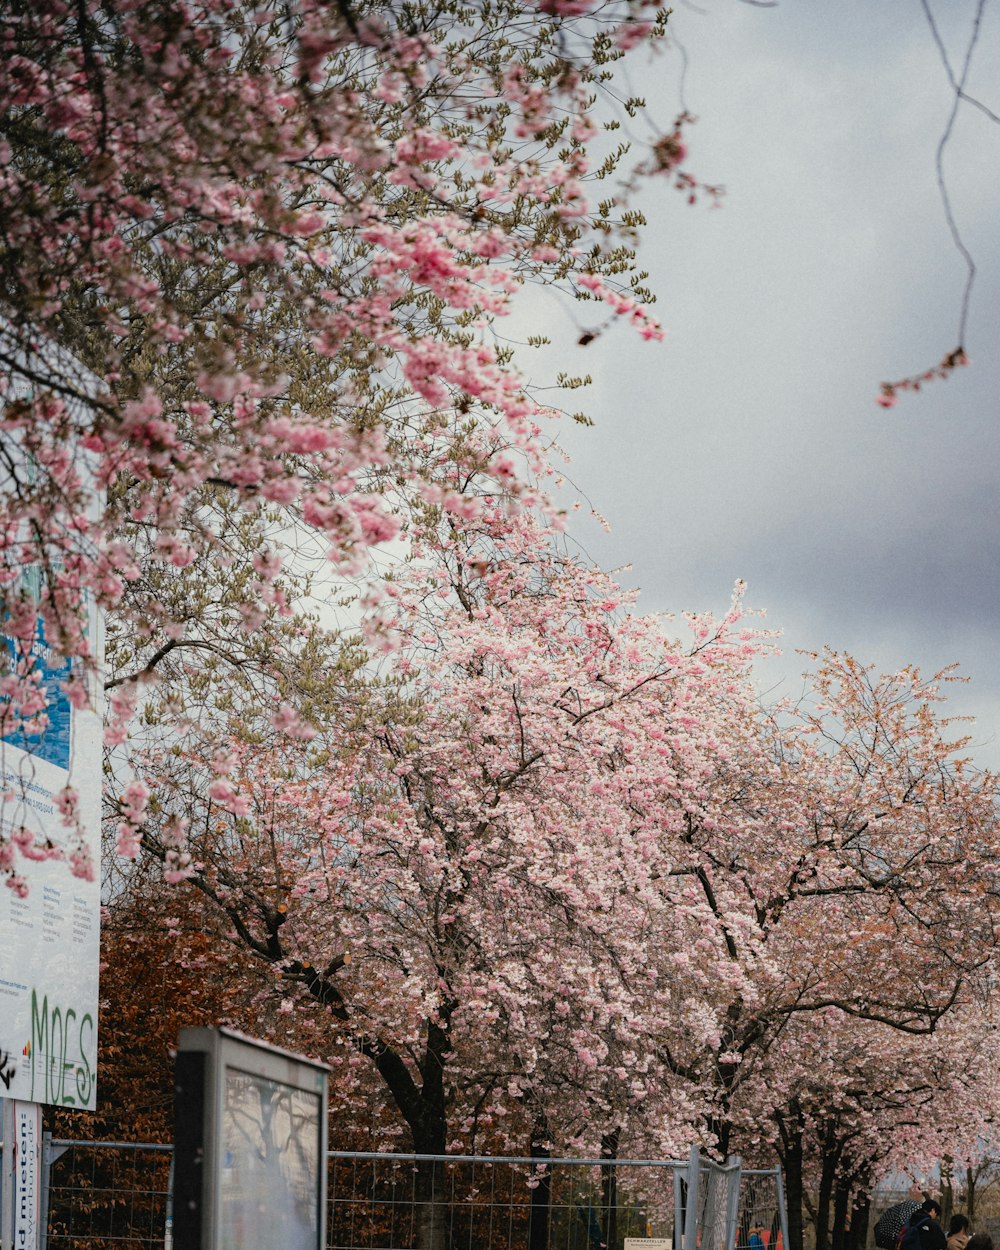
<box><xmin>0</xmin><ymin>360</ymin><xmax>103</xmax><ymax>1111</ymax></box>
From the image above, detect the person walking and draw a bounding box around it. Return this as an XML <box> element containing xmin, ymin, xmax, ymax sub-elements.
<box><xmin>901</xmin><ymin>1200</ymin><xmax>947</xmax><ymax>1250</ymax></box>
<box><xmin>876</xmin><ymin>1187</ymin><xmax>926</xmax><ymax>1250</ymax></box>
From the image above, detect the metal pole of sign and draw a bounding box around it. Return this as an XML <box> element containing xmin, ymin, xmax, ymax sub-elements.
<box><xmin>1</xmin><ymin>1099</ymin><xmax>13</xmax><ymax>1250</ymax></box>
<box><xmin>684</xmin><ymin>1145</ymin><xmax>701</xmax><ymax>1250</ymax></box>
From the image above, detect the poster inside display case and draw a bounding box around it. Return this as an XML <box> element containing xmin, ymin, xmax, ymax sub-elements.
<box><xmin>174</xmin><ymin>1028</ymin><xmax>329</xmax><ymax>1250</ymax></box>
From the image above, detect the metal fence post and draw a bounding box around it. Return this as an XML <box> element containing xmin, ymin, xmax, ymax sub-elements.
<box><xmin>39</xmin><ymin>1132</ymin><xmax>63</xmax><ymax>1250</ymax></box>
<box><xmin>724</xmin><ymin>1157</ymin><xmax>743</xmax><ymax>1250</ymax></box>
<box><xmin>675</xmin><ymin>1167</ymin><xmax>685</xmax><ymax>1250</ymax></box>
<box><xmin>684</xmin><ymin>1145</ymin><xmax>701</xmax><ymax>1250</ymax></box>
<box><xmin>773</xmin><ymin>1166</ymin><xmax>789</xmax><ymax>1250</ymax></box>
<box><xmin>39</xmin><ymin>1132</ymin><xmax>69</xmax><ymax>1250</ymax></box>
<box><xmin>165</xmin><ymin>1150</ymin><xmax>174</xmax><ymax>1250</ymax></box>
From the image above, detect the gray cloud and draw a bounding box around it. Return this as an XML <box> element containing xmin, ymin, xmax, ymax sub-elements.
<box><xmin>541</xmin><ymin>0</ymin><xmax>1000</xmax><ymax>766</ymax></box>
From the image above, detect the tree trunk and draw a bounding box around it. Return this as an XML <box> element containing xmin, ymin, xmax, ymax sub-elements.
<box><xmin>774</xmin><ymin>1103</ymin><xmax>806</xmax><ymax>1250</ymax></box>
<box><xmin>412</xmin><ymin>1019</ymin><xmax>452</xmax><ymax>1250</ymax></box>
<box><xmin>408</xmin><ymin>1095</ymin><xmax>448</xmax><ymax>1250</ymax></box>
<box><xmin>940</xmin><ymin>1158</ymin><xmax>954</xmax><ymax>1229</ymax></box>
<box><xmin>366</xmin><ymin>1018</ymin><xmax>452</xmax><ymax>1250</ymax></box>
<box><xmin>413</xmin><ymin>1158</ymin><xmax>448</xmax><ymax>1250</ymax></box>
<box><xmin>831</xmin><ymin>1178</ymin><xmax>850</xmax><ymax>1250</ymax></box>
<box><xmin>815</xmin><ymin>1124</ymin><xmax>842</xmax><ymax>1250</ymax></box>
<box><xmin>529</xmin><ymin>1118</ymin><xmax>552</xmax><ymax>1250</ymax></box>
<box><xmin>601</xmin><ymin>1129</ymin><xmax>621</xmax><ymax>1250</ymax></box>
<box><xmin>847</xmin><ymin>1174</ymin><xmax>871</xmax><ymax>1250</ymax></box>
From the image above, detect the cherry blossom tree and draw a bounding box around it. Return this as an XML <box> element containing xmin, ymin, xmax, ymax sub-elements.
<box><xmin>97</xmin><ymin>500</ymin><xmax>1000</xmax><ymax>1250</ymax></box>
<box><xmin>690</xmin><ymin>652</ymin><xmax>993</xmax><ymax>1115</ymax></box>
<box><xmin>754</xmin><ymin>1001</ymin><xmax>1000</xmax><ymax>1250</ymax></box>
<box><xmin>651</xmin><ymin>651</ymin><xmax>1000</xmax><ymax>1249</ymax></box>
<box><xmin>0</xmin><ymin>0</ymin><xmax>700</xmax><ymax>890</ymax></box>
<box><xmin>117</xmin><ymin>505</ymin><xmax>770</xmax><ymax>1244</ymax></box>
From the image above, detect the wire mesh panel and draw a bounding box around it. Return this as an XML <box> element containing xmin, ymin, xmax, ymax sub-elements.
<box><xmin>44</xmin><ymin>1140</ymin><xmax>173</xmax><ymax>1250</ymax></box>
<box><xmin>37</xmin><ymin>1143</ymin><xmax>786</xmax><ymax>1250</ymax></box>
<box><xmin>694</xmin><ymin>1158</ymin><xmax>741</xmax><ymax>1250</ymax></box>
<box><xmin>327</xmin><ymin>1154</ymin><xmax>682</xmax><ymax>1250</ymax></box>
<box><xmin>734</xmin><ymin>1171</ymin><xmax>787</xmax><ymax>1250</ymax></box>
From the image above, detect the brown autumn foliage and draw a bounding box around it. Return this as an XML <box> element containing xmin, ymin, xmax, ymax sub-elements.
<box><xmin>48</xmin><ymin>871</ymin><xmax>402</xmax><ymax>1150</ymax></box>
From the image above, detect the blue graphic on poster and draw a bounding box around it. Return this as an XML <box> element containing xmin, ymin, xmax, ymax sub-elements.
<box><xmin>2</xmin><ymin>618</ymin><xmax>73</xmax><ymax>771</ymax></box>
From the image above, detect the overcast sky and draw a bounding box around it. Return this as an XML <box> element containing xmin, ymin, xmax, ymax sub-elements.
<box><xmin>521</xmin><ymin>0</ymin><xmax>1000</xmax><ymax>768</ymax></box>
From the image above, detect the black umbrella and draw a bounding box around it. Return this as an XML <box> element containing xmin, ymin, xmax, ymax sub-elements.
<box><xmin>875</xmin><ymin>1201</ymin><xmax>923</xmax><ymax>1250</ymax></box>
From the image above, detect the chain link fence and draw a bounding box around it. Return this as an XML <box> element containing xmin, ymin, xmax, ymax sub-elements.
<box><xmin>734</xmin><ymin>1169</ymin><xmax>788</xmax><ymax>1250</ymax></box>
<box><xmin>0</xmin><ymin>1135</ymin><xmax>787</xmax><ymax>1250</ymax></box>
<box><xmin>682</xmin><ymin>1153</ymin><xmax>741</xmax><ymax>1250</ymax></box>
<box><xmin>328</xmin><ymin>1152</ymin><xmax>681</xmax><ymax>1250</ymax></box>
<box><xmin>43</xmin><ymin>1139</ymin><xmax>174</xmax><ymax>1250</ymax></box>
